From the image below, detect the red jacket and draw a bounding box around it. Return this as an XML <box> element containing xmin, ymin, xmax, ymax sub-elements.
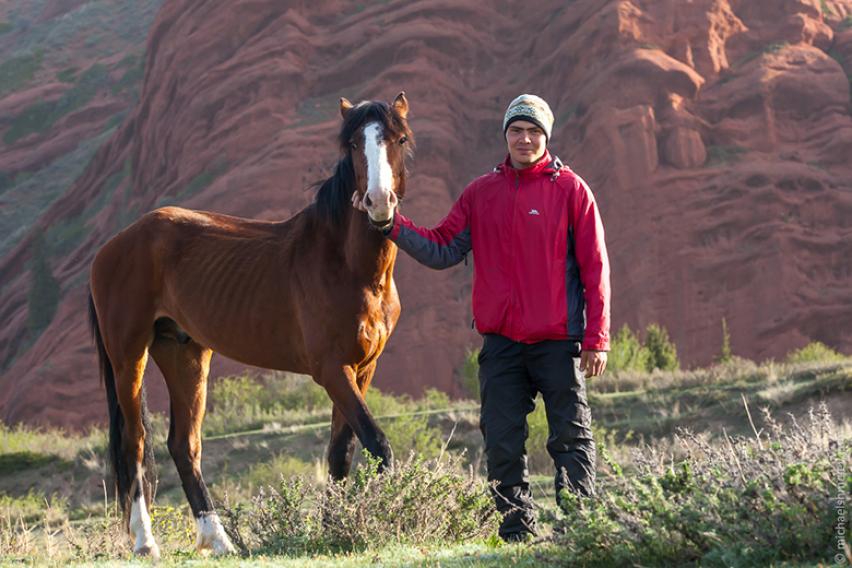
<box><xmin>387</xmin><ymin>151</ymin><xmax>611</xmax><ymax>351</ymax></box>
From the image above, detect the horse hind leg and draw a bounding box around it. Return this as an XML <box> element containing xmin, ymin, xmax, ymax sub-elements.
<box><xmin>109</xmin><ymin>345</ymin><xmax>160</xmax><ymax>559</ymax></box>
<box><xmin>149</xmin><ymin>330</ymin><xmax>235</xmax><ymax>555</ymax></box>
<box><xmin>327</xmin><ymin>406</ymin><xmax>356</xmax><ymax>480</ymax></box>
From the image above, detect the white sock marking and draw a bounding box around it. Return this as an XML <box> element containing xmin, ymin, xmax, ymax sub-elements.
<box><xmin>196</xmin><ymin>512</ymin><xmax>235</xmax><ymax>554</ymax></box>
<box><xmin>129</xmin><ymin>489</ymin><xmax>160</xmax><ymax>559</ymax></box>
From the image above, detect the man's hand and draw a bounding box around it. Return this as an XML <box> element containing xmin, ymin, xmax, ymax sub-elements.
<box><xmin>351</xmin><ymin>191</ymin><xmax>368</xmax><ymax>212</ymax></box>
<box><xmin>579</xmin><ymin>350</ymin><xmax>607</xmax><ymax>379</ymax></box>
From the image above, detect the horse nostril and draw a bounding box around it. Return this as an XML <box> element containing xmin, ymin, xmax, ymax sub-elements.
<box><xmin>364</xmin><ymin>194</ymin><xmax>373</xmax><ymax>207</ymax></box>
<box><xmin>389</xmin><ymin>192</ymin><xmax>398</xmax><ymax>207</ymax></box>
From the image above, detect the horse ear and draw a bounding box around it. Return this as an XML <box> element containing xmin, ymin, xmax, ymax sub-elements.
<box><xmin>340</xmin><ymin>97</ymin><xmax>354</xmax><ymax>118</ymax></box>
<box><xmin>392</xmin><ymin>92</ymin><xmax>409</xmax><ymax>119</ymax></box>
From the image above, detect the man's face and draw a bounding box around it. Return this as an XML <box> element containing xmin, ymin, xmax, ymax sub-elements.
<box><xmin>506</xmin><ymin>120</ymin><xmax>546</xmax><ymax>169</ymax></box>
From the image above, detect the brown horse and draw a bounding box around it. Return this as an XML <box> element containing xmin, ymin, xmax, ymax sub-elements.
<box><xmin>88</xmin><ymin>93</ymin><xmax>412</xmax><ymax>557</ymax></box>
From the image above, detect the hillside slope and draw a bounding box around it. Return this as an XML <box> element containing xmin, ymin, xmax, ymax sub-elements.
<box><xmin>0</xmin><ymin>0</ymin><xmax>850</xmax><ymax>426</ymax></box>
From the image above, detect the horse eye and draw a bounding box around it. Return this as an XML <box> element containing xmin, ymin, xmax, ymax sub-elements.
<box><xmin>399</xmin><ymin>136</ymin><xmax>408</xmax><ymax>145</ymax></box>
<box><xmin>350</xmin><ymin>141</ymin><xmax>357</xmax><ymax>150</ymax></box>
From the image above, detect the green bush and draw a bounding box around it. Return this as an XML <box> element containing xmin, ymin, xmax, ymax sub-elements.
<box><xmin>27</xmin><ymin>234</ymin><xmax>60</xmax><ymax>337</ymax></box>
<box><xmin>44</xmin><ymin>216</ymin><xmax>88</xmax><ymax>257</ymax></box>
<box><xmin>607</xmin><ymin>324</ymin><xmax>651</xmax><ymax>373</ymax></box>
<box><xmin>209</xmin><ymin>374</ymin><xmax>264</xmax><ymax>415</ymax></box>
<box><xmin>526</xmin><ymin>397</ymin><xmax>550</xmax><ymax>474</ymax></box>
<box><xmin>0</xmin><ymin>491</ymin><xmax>67</xmax><ymax>525</ymax></box>
<box><xmin>420</xmin><ymin>387</ymin><xmax>451</xmax><ymax>410</ymax></box>
<box><xmin>644</xmin><ymin>323</ymin><xmax>679</xmax><ymax>372</ymax></box>
<box><xmin>366</xmin><ymin>388</ymin><xmax>444</xmax><ymax>461</ymax></box>
<box><xmin>786</xmin><ymin>341</ymin><xmax>844</xmax><ymax>364</ymax></box>
<box><xmin>243</xmin><ymin>454</ymin><xmax>314</xmax><ymax>491</ymax></box>
<box><xmin>459</xmin><ymin>348</ymin><xmax>480</xmax><ymax>400</ymax></box>
<box><xmin>221</xmin><ymin>452</ymin><xmax>499</xmax><ymax>554</ymax></box>
<box><xmin>56</xmin><ymin>67</ymin><xmax>77</xmax><ymax>83</ymax></box>
<box><xmin>705</xmin><ymin>145</ymin><xmax>746</xmax><ymax>166</ymax></box>
<box><xmin>552</xmin><ymin>404</ymin><xmax>848</xmax><ymax>566</ymax></box>
<box><xmin>110</xmin><ymin>54</ymin><xmax>145</xmax><ymax>97</ymax></box>
<box><xmin>155</xmin><ymin>160</ymin><xmax>229</xmax><ymax>208</ymax></box>
<box><xmin>205</xmin><ymin>373</ymin><xmax>331</xmax><ymax>436</ymax></box>
<box><xmin>205</xmin><ymin>372</ymin><xmax>452</xmax><ymax>461</ymax></box>
<box><xmin>0</xmin><ymin>51</ymin><xmax>42</xmax><ymax>97</ymax></box>
<box><xmin>149</xmin><ymin>504</ymin><xmax>194</xmax><ymax>550</ymax></box>
<box><xmin>718</xmin><ymin>317</ymin><xmax>733</xmax><ymax>363</ymax></box>
<box><xmin>4</xmin><ymin>62</ymin><xmax>109</xmax><ymax>145</ymax></box>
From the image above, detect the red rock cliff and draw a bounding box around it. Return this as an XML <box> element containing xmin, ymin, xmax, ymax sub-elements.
<box><xmin>1</xmin><ymin>0</ymin><xmax>850</xmax><ymax>427</ymax></box>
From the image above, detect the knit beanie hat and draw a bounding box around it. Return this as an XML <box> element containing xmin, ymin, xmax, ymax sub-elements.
<box><xmin>503</xmin><ymin>94</ymin><xmax>554</xmax><ymax>140</ymax></box>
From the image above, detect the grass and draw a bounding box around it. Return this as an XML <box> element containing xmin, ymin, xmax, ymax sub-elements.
<box><xmin>110</xmin><ymin>53</ymin><xmax>145</xmax><ymax>97</ymax></box>
<box><xmin>735</xmin><ymin>41</ymin><xmax>789</xmax><ymax>68</ymax></box>
<box><xmin>295</xmin><ymin>95</ymin><xmax>342</xmax><ymax>127</ymax></box>
<box><xmin>3</xmin><ymin>63</ymin><xmax>110</xmax><ymax>145</ymax></box>
<box><xmin>705</xmin><ymin>144</ymin><xmax>747</xmax><ymax>166</ymax></box>
<box><xmin>591</xmin><ymin>358</ymin><xmax>851</xmax><ymax>439</ymax></box>
<box><xmin>0</xmin><ymin>171</ymin><xmax>12</xmax><ymax>194</ymax></box>
<box><xmin>0</xmin><ymin>51</ymin><xmax>43</xmax><ymax>97</ymax></box>
<box><xmin>43</xmin><ymin>159</ymin><xmax>130</xmax><ymax>258</ymax></box>
<box><xmin>0</xmin><ymin>422</ymin><xmax>105</xmax><ymax>462</ymax></box>
<box><xmin>0</xmin><ymin>355</ymin><xmax>848</xmax><ymax>565</ymax></box>
<box><xmin>56</xmin><ymin>67</ymin><xmax>78</xmax><ymax>83</ymax></box>
<box><xmin>155</xmin><ymin>159</ymin><xmax>229</xmax><ymax>208</ymax></box>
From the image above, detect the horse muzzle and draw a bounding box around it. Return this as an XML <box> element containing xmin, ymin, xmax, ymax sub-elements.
<box><xmin>364</xmin><ymin>190</ymin><xmax>398</xmax><ymax>230</ymax></box>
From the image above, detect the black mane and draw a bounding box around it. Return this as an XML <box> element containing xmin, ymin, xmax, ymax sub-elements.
<box><xmin>314</xmin><ymin>101</ymin><xmax>410</xmax><ymax>226</ymax></box>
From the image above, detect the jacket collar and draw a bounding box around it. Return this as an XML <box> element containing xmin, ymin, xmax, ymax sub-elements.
<box><xmin>496</xmin><ymin>150</ymin><xmax>564</xmax><ymax>178</ymax></box>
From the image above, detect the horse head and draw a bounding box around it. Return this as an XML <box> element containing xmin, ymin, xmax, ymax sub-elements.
<box><xmin>339</xmin><ymin>92</ymin><xmax>412</xmax><ymax>229</ymax></box>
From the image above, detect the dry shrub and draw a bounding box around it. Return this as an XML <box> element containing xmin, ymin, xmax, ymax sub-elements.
<box><xmin>553</xmin><ymin>403</ymin><xmax>851</xmax><ymax>566</ymax></box>
<box><xmin>220</xmin><ymin>451</ymin><xmax>500</xmax><ymax>555</ymax></box>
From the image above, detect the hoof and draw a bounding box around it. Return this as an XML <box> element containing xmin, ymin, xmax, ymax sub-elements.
<box><xmin>200</xmin><ymin>538</ymin><xmax>236</xmax><ymax>556</ymax></box>
<box><xmin>197</xmin><ymin>537</ymin><xmax>236</xmax><ymax>556</ymax></box>
<box><xmin>134</xmin><ymin>542</ymin><xmax>161</xmax><ymax>560</ymax></box>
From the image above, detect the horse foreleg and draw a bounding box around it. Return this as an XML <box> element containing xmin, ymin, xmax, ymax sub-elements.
<box><xmin>149</xmin><ymin>337</ymin><xmax>235</xmax><ymax>555</ymax></box>
<box><xmin>327</xmin><ymin>362</ymin><xmax>377</xmax><ymax>479</ymax></box>
<box><xmin>320</xmin><ymin>364</ymin><xmax>392</xmax><ymax>471</ymax></box>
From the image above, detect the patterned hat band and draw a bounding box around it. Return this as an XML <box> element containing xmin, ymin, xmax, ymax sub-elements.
<box><xmin>502</xmin><ymin>94</ymin><xmax>554</xmax><ymax>140</ymax></box>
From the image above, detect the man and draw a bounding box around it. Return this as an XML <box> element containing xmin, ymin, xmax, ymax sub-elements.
<box><xmin>354</xmin><ymin>94</ymin><xmax>610</xmax><ymax>541</ymax></box>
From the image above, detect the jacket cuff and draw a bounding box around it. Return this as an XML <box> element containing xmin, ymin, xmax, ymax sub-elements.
<box><xmin>385</xmin><ymin>212</ymin><xmax>402</xmax><ymax>239</ymax></box>
<box><xmin>582</xmin><ymin>338</ymin><xmax>609</xmax><ymax>352</ymax></box>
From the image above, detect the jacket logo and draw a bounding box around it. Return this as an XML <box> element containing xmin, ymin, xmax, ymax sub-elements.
<box><xmin>528</xmin><ymin>209</ymin><xmax>540</xmax><ymax>216</ymax></box>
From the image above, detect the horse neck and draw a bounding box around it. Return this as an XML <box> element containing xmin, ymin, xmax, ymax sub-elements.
<box><xmin>342</xmin><ymin>208</ymin><xmax>397</xmax><ymax>286</ymax></box>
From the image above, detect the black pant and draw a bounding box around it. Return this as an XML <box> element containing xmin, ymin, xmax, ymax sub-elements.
<box><xmin>478</xmin><ymin>333</ymin><xmax>596</xmax><ymax>538</ymax></box>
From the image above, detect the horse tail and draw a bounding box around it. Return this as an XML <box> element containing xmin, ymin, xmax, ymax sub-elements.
<box><xmin>88</xmin><ymin>291</ymin><xmax>156</xmax><ymax>516</ymax></box>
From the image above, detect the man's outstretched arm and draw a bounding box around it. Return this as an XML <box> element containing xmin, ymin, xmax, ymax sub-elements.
<box><xmin>352</xmin><ymin>189</ymin><xmax>472</xmax><ymax>269</ymax></box>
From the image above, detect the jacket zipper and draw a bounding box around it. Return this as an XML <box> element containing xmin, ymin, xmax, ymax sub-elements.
<box><xmin>507</xmin><ymin>171</ymin><xmax>521</xmax><ymax>337</ymax></box>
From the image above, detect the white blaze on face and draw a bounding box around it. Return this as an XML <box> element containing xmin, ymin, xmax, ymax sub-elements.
<box><xmin>363</xmin><ymin>122</ymin><xmax>396</xmax><ymax>222</ymax></box>
<box><xmin>128</xmin><ymin>480</ymin><xmax>160</xmax><ymax>558</ymax></box>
